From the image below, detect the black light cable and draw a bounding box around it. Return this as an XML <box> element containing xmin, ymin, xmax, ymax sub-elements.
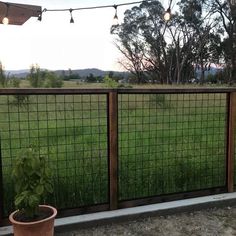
<box><xmin>0</xmin><ymin>0</ymin><xmax>172</xmax><ymax>25</ymax></box>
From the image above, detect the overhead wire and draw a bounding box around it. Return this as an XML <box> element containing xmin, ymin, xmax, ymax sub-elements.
<box><xmin>0</xmin><ymin>1</ymin><xmax>149</xmax><ymax>13</ymax></box>
<box><xmin>0</xmin><ymin>0</ymin><xmax>171</xmax><ymax>25</ymax></box>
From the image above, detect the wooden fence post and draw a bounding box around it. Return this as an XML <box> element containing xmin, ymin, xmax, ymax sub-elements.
<box><xmin>227</xmin><ymin>92</ymin><xmax>236</xmax><ymax>192</ymax></box>
<box><xmin>0</xmin><ymin>141</ymin><xmax>3</xmax><ymax>225</ymax></box>
<box><xmin>108</xmin><ymin>91</ymin><xmax>118</xmax><ymax>210</ymax></box>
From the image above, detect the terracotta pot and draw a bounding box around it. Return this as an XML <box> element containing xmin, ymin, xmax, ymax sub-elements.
<box><xmin>9</xmin><ymin>205</ymin><xmax>57</xmax><ymax>236</ymax></box>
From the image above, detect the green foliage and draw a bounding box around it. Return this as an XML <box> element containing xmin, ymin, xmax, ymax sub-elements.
<box><xmin>0</xmin><ymin>62</ymin><xmax>7</xmax><ymax>87</ymax></box>
<box><xmin>27</xmin><ymin>64</ymin><xmax>44</xmax><ymax>88</ymax></box>
<box><xmin>28</xmin><ymin>65</ymin><xmax>63</xmax><ymax>88</ymax></box>
<box><xmin>9</xmin><ymin>77</ymin><xmax>20</xmax><ymax>88</ymax></box>
<box><xmin>0</xmin><ymin>63</ymin><xmax>29</xmax><ymax>105</ymax></box>
<box><xmin>103</xmin><ymin>75</ymin><xmax>119</xmax><ymax>88</ymax></box>
<box><xmin>7</xmin><ymin>77</ymin><xmax>29</xmax><ymax>106</ymax></box>
<box><xmin>62</xmin><ymin>69</ymin><xmax>81</xmax><ymax>81</ymax></box>
<box><xmin>44</xmin><ymin>71</ymin><xmax>63</xmax><ymax>88</ymax></box>
<box><xmin>103</xmin><ymin>75</ymin><xmax>132</xmax><ymax>88</ymax></box>
<box><xmin>112</xmin><ymin>0</ymin><xmax>235</xmax><ymax>84</ymax></box>
<box><xmin>85</xmin><ymin>73</ymin><xmax>98</xmax><ymax>83</ymax></box>
<box><xmin>12</xmin><ymin>146</ymin><xmax>53</xmax><ymax>219</ymax></box>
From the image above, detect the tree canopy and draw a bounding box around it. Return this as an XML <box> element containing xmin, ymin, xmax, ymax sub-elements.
<box><xmin>112</xmin><ymin>0</ymin><xmax>236</xmax><ymax>84</ymax></box>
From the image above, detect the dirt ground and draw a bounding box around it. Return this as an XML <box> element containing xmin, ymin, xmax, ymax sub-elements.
<box><xmin>56</xmin><ymin>206</ymin><xmax>236</xmax><ymax>236</ymax></box>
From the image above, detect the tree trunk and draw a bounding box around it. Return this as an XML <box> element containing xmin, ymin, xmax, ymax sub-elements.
<box><xmin>228</xmin><ymin>0</ymin><xmax>236</xmax><ymax>84</ymax></box>
<box><xmin>232</xmin><ymin>21</ymin><xmax>236</xmax><ymax>83</ymax></box>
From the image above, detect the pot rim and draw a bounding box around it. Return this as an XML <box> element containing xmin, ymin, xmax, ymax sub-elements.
<box><xmin>9</xmin><ymin>205</ymin><xmax>57</xmax><ymax>226</ymax></box>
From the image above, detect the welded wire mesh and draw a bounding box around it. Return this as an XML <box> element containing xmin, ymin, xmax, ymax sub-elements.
<box><xmin>118</xmin><ymin>93</ymin><xmax>227</xmax><ymax>201</ymax></box>
<box><xmin>0</xmin><ymin>94</ymin><xmax>108</xmax><ymax>217</ymax></box>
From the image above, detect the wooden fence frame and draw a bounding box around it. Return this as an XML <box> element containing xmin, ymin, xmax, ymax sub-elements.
<box><xmin>0</xmin><ymin>88</ymin><xmax>235</xmax><ymax>225</ymax></box>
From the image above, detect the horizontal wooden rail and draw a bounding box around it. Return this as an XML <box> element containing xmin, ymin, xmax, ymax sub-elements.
<box><xmin>0</xmin><ymin>87</ymin><xmax>235</xmax><ymax>95</ymax></box>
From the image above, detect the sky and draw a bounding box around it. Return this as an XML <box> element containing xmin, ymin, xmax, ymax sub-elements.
<box><xmin>0</xmin><ymin>0</ymin><xmax>169</xmax><ymax>71</ymax></box>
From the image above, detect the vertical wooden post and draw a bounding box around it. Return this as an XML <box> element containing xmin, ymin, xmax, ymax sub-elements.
<box><xmin>0</xmin><ymin>140</ymin><xmax>3</xmax><ymax>225</ymax></box>
<box><xmin>227</xmin><ymin>92</ymin><xmax>236</xmax><ymax>192</ymax></box>
<box><xmin>108</xmin><ymin>91</ymin><xmax>118</xmax><ymax>210</ymax></box>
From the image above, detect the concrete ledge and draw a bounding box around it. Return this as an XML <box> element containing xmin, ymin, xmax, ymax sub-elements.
<box><xmin>1</xmin><ymin>192</ymin><xmax>236</xmax><ymax>236</ymax></box>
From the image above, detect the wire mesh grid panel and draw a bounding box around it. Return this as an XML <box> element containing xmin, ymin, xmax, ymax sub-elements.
<box><xmin>118</xmin><ymin>93</ymin><xmax>227</xmax><ymax>201</ymax></box>
<box><xmin>0</xmin><ymin>94</ymin><xmax>108</xmax><ymax>217</ymax></box>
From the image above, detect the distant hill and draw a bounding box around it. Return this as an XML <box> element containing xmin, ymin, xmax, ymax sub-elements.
<box><xmin>6</xmin><ymin>69</ymin><xmax>29</xmax><ymax>78</ymax></box>
<box><xmin>7</xmin><ymin>68</ymin><xmax>129</xmax><ymax>79</ymax></box>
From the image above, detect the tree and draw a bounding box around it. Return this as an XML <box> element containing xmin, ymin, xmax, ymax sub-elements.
<box><xmin>208</xmin><ymin>0</ymin><xmax>236</xmax><ymax>83</ymax></box>
<box><xmin>112</xmin><ymin>0</ymin><xmax>234</xmax><ymax>84</ymax></box>
<box><xmin>64</xmin><ymin>69</ymin><xmax>81</xmax><ymax>80</ymax></box>
<box><xmin>112</xmin><ymin>1</ymin><xmax>168</xmax><ymax>83</ymax></box>
<box><xmin>28</xmin><ymin>64</ymin><xmax>44</xmax><ymax>88</ymax></box>
<box><xmin>228</xmin><ymin>0</ymin><xmax>236</xmax><ymax>83</ymax></box>
<box><xmin>85</xmin><ymin>73</ymin><xmax>97</xmax><ymax>83</ymax></box>
<box><xmin>0</xmin><ymin>62</ymin><xmax>10</xmax><ymax>87</ymax></box>
<box><xmin>167</xmin><ymin>0</ymin><xmax>223</xmax><ymax>84</ymax></box>
<box><xmin>112</xmin><ymin>0</ymin><xmax>218</xmax><ymax>84</ymax></box>
<box><xmin>44</xmin><ymin>71</ymin><xmax>63</xmax><ymax>88</ymax></box>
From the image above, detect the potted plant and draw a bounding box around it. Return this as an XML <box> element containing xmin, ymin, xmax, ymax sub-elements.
<box><xmin>9</xmin><ymin>146</ymin><xmax>57</xmax><ymax>236</ymax></box>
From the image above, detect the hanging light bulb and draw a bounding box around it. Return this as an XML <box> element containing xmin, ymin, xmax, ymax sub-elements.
<box><xmin>38</xmin><ymin>9</ymin><xmax>46</xmax><ymax>22</ymax></box>
<box><xmin>38</xmin><ymin>13</ymin><xmax>42</xmax><ymax>21</ymax></box>
<box><xmin>112</xmin><ymin>5</ymin><xmax>119</xmax><ymax>26</ymax></box>
<box><xmin>164</xmin><ymin>7</ymin><xmax>171</xmax><ymax>21</ymax></box>
<box><xmin>69</xmin><ymin>9</ymin><xmax>74</xmax><ymax>23</ymax></box>
<box><xmin>2</xmin><ymin>3</ymin><xmax>9</xmax><ymax>25</ymax></box>
<box><xmin>2</xmin><ymin>17</ymin><xmax>9</xmax><ymax>25</ymax></box>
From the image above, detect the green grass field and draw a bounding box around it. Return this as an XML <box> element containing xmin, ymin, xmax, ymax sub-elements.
<box><xmin>0</xmin><ymin>89</ymin><xmax>230</xmax><ymax>217</ymax></box>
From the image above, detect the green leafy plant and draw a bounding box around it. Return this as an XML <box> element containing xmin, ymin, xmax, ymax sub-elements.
<box><xmin>12</xmin><ymin>146</ymin><xmax>53</xmax><ymax>219</ymax></box>
<box><xmin>103</xmin><ymin>75</ymin><xmax>119</xmax><ymax>88</ymax></box>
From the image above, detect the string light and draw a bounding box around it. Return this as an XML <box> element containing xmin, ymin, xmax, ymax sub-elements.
<box><xmin>164</xmin><ymin>0</ymin><xmax>173</xmax><ymax>22</ymax></box>
<box><xmin>0</xmin><ymin>0</ymin><xmax>172</xmax><ymax>26</ymax></box>
<box><xmin>2</xmin><ymin>2</ymin><xmax>9</xmax><ymax>25</ymax></box>
<box><xmin>164</xmin><ymin>7</ymin><xmax>171</xmax><ymax>21</ymax></box>
<box><xmin>37</xmin><ymin>8</ymin><xmax>46</xmax><ymax>22</ymax></box>
<box><xmin>36</xmin><ymin>1</ymin><xmax>151</xmax><ymax>24</ymax></box>
<box><xmin>37</xmin><ymin>13</ymin><xmax>42</xmax><ymax>21</ymax></box>
<box><xmin>112</xmin><ymin>5</ymin><xmax>119</xmax><ymax>26</ymax></box>
<box><xmin>69</xmin><ymin>8</ymin><xmax>74</xmax><ymax>23</ymax></box>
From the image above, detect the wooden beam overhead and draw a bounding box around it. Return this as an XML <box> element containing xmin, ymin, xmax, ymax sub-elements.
<box><xmin>0</xmin><ymin>1</ymin><xmax>41</xmax><ymax>25</ymax></box>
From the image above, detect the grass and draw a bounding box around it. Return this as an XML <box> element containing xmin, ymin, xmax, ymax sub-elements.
<box><xmin>118</xmin><ymin>93</ymin><xmax>226</xmax><ymax>200</ymax></box>
<box><xmin>0</xmin><ymin>89</ymin><xmax>229</xmax><ymax>217</ymax></box>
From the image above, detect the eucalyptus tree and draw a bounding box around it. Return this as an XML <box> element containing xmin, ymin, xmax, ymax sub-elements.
<box><xmin>171</xmin><ymin>0</ymin><xmax>223</xmax><ymax>83</ymax></box>
<box><xmin>208</xmin><ymin>0</ymin><xmax>236</xmax><ymax>83</ymax></box>
<box><xmin>112</xmin><ymin>0</ymin><xmax>169</xmax><ymax>83</ymax></box>
<box><xmin>112</xmin><ymin>0</ymin><xmax>227</xmax><ymax>84</ymax></box>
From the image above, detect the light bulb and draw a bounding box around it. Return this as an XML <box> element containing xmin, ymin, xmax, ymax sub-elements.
<box><xmin>70</xmin><ymin>16</ymin><xmax>74</xmax><ymax>23</ymax></box>
<box><xmin>69</xmin><ymin>9</ymin><xmax>74</xmax><ymax>23</ymax></box>
<box><xmin>112</xmin><ymin>14</ymin><xmax>119</xmax><ymax>26</ymax></box>
<box><xmin>38</xmin><ymin>14</ymin><xmax>42</xmax><ymax>22</ymax></box>
<box><xmin>2</xmin><ymin>17</ymin><xmax>9</xmax><ymax>25</ymax></box>
<box><xmin>112</xmin><ymin>5</ymin><xmax>119</xmax><ymax>26</ymax></box>
<box><xmin>164</xmin><ymin>7</ymin><xmax>171</xmax><ymax>21</ymax></box>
